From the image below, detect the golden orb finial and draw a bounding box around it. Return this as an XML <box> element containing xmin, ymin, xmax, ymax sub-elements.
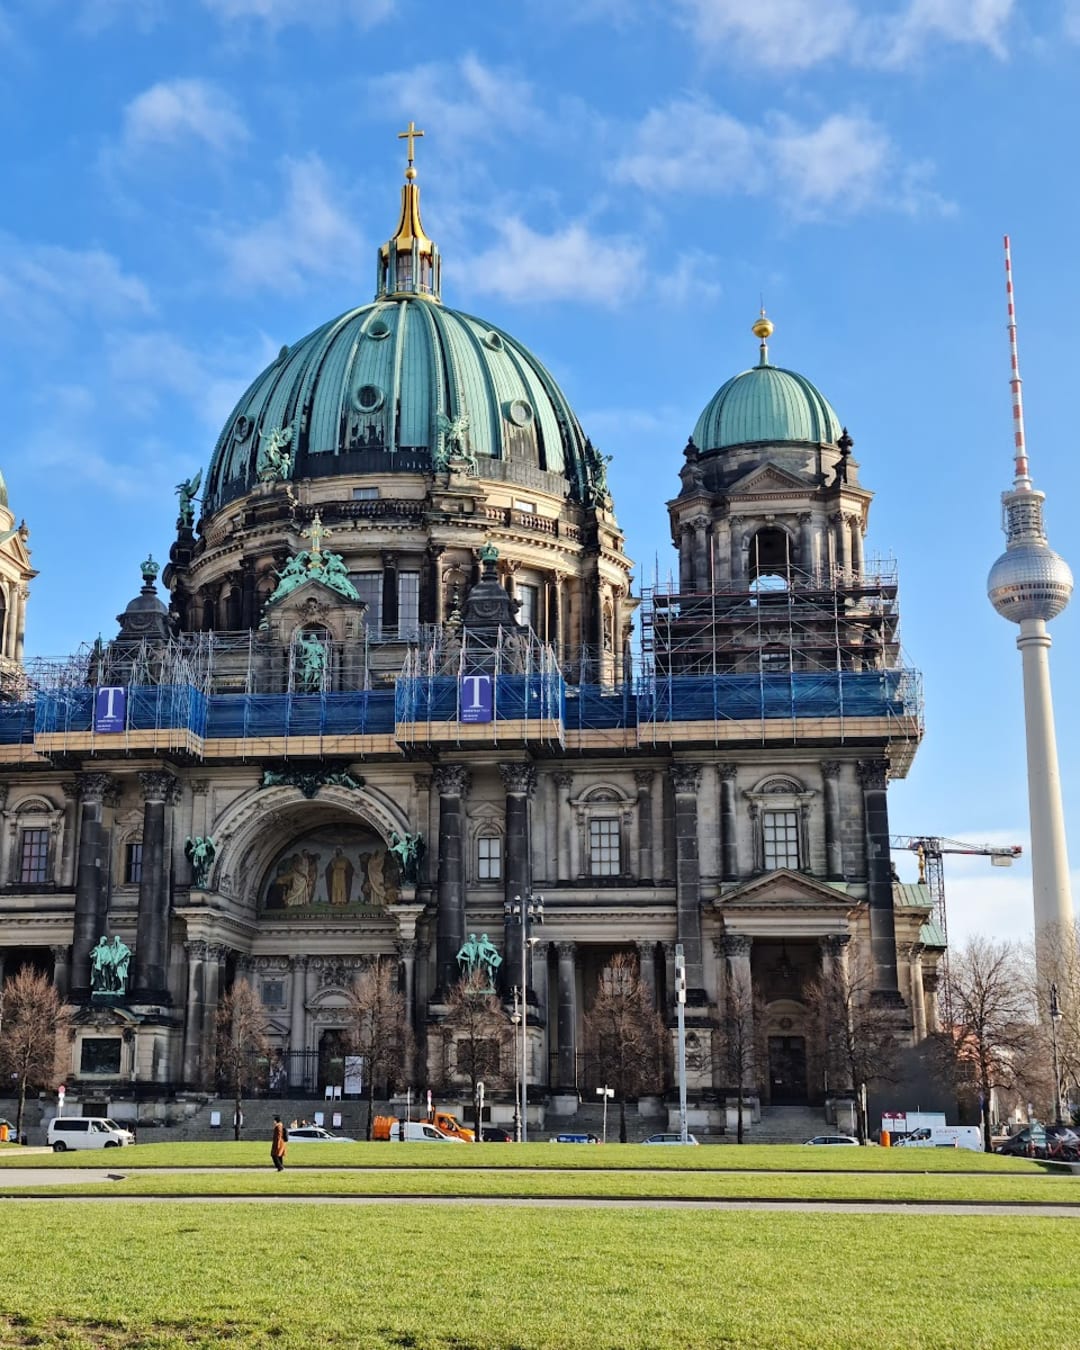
<box><xmin>752</xmin><ymin>307</ymin><xmax>774</xmax><ymax>342</ymax></box>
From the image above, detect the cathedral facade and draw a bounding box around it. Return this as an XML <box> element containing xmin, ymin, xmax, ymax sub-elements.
<box><xmin>0</xmin><ymin>147</ymin><xmax>937</xmax><ymax>1130</ymax></box>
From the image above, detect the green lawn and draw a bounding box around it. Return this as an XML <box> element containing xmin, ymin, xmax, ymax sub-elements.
<box><xmin>0</xmin><ymin>1138</ymin><xmax>1042</xmax><ymax>1171</ymax></box>
<box><xmin>2</xmin><ymin>1202</ymin><xmax>1078</xmax><ymax>1349</ymax></box>
<box><xmin>5</xmin><ymin>1163</ymin><xmax>1078</xmax><ymax>1203</ymax></box>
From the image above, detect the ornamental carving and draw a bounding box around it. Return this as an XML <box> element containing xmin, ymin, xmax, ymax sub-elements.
<box><xmin>499</xmin><ymin>763</ymin><xmax>536</xmax><ymax>796</ymax></box>
<box><xmin>260</xmin><ymin>768</ymin><xmax>365</xmax><ymax>800</ymax></box>
<box><xmin>717</xmin><ymin>764</ymin><xmax>738</xmax><ymax>782</ymax></box>
<box><xmin>723</xmin><ymin>934</ymin><xmax>753</xmax><ymax>959</ymax></box>
<box><xmin>669</xmin><ymin>763</ymin><xmax>702</xmax><ymax>795</ymax></box>
<box><xmin>78</xmin><ymin>773</ymin><xmax>115</xmax><ymax>804</ymax></box>
<box><xmin>433</xmin><ymin>764</ymin><xmax>470</xmax><ymax>798</ymax></box>
<box><xmin>552</xmin><ymin>772</ymin><xmax>574</xmax><ymax>790</ymax></box>
<box><xmin>633</xmin><ymin>770</ymin><xmax>654</xmax><ymax>790</ymax></box>
<box><xmin>821</xmin><ymin>761</ymin><xmax>841</xmax><ymax>780</ymax></box>
<box><xmin>138</xmin><ymin>770</ymin><xmax>177</xmax><ymax>803</ymax></box>
<box><xmin>856</xmin><ymin>759</ymin><xmax>889</xmax><ymax>790</ymax></box>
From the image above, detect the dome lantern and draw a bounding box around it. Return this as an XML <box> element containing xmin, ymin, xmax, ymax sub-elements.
<box><xmin>377</xmin><ymin>121</ymin><xmax>442</xmax><ymax>302</ymax></box>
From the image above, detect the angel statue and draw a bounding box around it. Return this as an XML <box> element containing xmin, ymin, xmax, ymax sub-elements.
<box><xmin>175</xmin><ymin>470</ymin><xmax>202</xmax><ymax>530</ymax></box>
<box><xmin>435</xmin><ymin>411</ymin><xmax>477</xmax><ymax>476</ymax></box>
<box><xmin>257</xmin><ymin>425</ymin><xmax>295</xmax><ymax>484</ymax></box>
<box><xmin>185</xmin><ymin>835</ymin><xmax>217</xmax><ymax>888</ymax></box>
<box><xmin>387</xmin><ymin>829</ymin><xmax>424</xmax><ymax>883</ymax></box>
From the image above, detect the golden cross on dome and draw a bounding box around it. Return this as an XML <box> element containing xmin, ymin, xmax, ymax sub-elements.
<box><xmin>398</xmin><ymin>120</ymin><xmax>425</xmax><ymax>170</ymax></box>
<box><xmin>301</xmin><ymin>511</ymin><xmax>331</xmax><ymax>559</ymax></box>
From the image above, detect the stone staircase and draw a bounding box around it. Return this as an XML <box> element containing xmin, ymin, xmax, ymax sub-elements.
<box><xmin>748</xmin><ymin>1105</ymin><xmax>828</xmax><ymax>1145</ymax></box>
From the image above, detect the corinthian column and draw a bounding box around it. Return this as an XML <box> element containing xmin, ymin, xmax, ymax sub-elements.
<box><xmin>133</xmin><ymin>770</ymin><xmax>176</xmax><ymax>1002</ymax></box>
<box><xmin>858</xmin><ymin>759</ymin><xmax>902</xmax><ymax>1003</ymax></box>
<box><xmin>434</xmin><ymin>763</ymin><xmax>470</xmax><ymax>997</ymax></box>
<box><xmin>500</xmin><ymin>762</ymin><xmax>536</xmax><ymax>996</ymax></box>
<box><xmin>821</xmin><ymin>760</ymin><xmax>844</xmax><ymax>880</ymax></box>
<box><xmin>669</xmin><ymin>762</ymin><xmax>705</xmax><ymax>999</ymax></box>
<box><xmin>71</xmin><ymin>772</ymin><xmax>115</xmax><ymax>998</ymax></box>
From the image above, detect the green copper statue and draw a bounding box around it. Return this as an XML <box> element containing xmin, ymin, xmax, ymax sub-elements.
<box><xmin>256</xmin><ymin>425</ymin><xmax>294</xmax><ymax>483</ymax></box>
<box><xmin>184</xmin><ymin>836</ymin><xmax>216</xmax><ymax>888</ymax></box>
<box><xmin>266</xmin><ymin>549</ymin><xmax>360</xmax><ymax>606</ymax></box>
<box><xmin>295</xmin><ymin>633</ymin><xmax>327</xmax><ymax>692</ymax></box>
<box><xmin>175</xmin><ymin>470</ymin><xmax>202</xmax><ymax>529</ymax></box>
<box><xmin>90</xmin><ymin>935</ymin><xmax>132</xmax><ymax>995</ymax></box>
<box><xmin>456</xmin><ymin>932</ymin><xmax>502</xmax><ymax>991</ymax></box>
<box><xmin>388</xmin><ymin>830</ymin><xmax>424</xmax><ymax>883</ymax></box>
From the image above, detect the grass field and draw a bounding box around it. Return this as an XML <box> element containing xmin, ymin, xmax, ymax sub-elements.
<box><xmin>0</xmin><ymin>1138</ymin><xmax>1043</xmax><ymax>1171</ymax></box>
<box><xmin>3</xmin><ymin>1202</ymin><xmax>1079</xmax><ymax>1349</ymax></box>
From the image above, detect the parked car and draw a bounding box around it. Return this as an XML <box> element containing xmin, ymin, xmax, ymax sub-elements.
<box><xmin>0</xmin><ymin>1118</ymin><xmax>18</xmax><ymax>1143</ymax></box>
<box><xmin>287</xmin><ymin>1126</ymin><xmax>356</xmax><ymax>1143</ymax></box>
<box><xmin>805</xmin><ymin>1134</ymin><xmax>860</xmax><ymax>1146</ymax></box>
<box><xmin>642</xmin><ymin>1133</ymin><xmax>700</xmax><ymax>1145</ymax></box>
<box><xmin>996</xmin><ymin>1124</ymin><xmax>1080</xmax><ymax>1160</ymax></box>
<box><xmin>480</xmin><ymin>1126</ymin><xmax>513</xmax><ymax>1143</ymax></box>
<box><xmin>552</xmin><ymin>1133</ymin><xmax>600</xmax><ymax>1144</ymax></box>
<box><xmin>47</xmin><ymin>1117</ymin><xmax>135</xmax><ymax>1151</ymax></box>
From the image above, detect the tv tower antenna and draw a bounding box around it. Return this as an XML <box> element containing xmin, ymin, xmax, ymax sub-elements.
<box><xmin>986</xmin><ymin>236</ymin><xmax>1075</xmax><ymax>969</ymax></box>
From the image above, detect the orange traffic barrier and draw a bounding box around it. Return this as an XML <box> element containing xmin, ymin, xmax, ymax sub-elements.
<box><xmin>881</xmin><ymin>1129</ymin><xmax>891</xmax><ymax>1148</ymax></box>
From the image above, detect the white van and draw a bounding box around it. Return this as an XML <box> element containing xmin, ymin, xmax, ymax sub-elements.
<box><xmin>47</xmin><ymin>1117</ymin><xmax>135</xmax><ymax>1151</ymax></box>
<box><xmin>392</xmin><ymin>1121</ymin><xmax>464</xmax><ymax>1142</ymax></box>
<box><xmin>894</xmin><ymin>1125</ymin><xmax>982</xmax><ymax>1152</ymax></box>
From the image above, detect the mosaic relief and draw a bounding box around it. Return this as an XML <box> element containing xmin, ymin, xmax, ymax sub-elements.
<box><xmin>261</xmin><ymin>826</ymin><xmax>398</xmax><ymax>912</ymax></box>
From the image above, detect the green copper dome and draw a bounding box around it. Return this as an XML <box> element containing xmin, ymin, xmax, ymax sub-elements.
<box><xmin>693</xmin><ymin>334</ymin><xmax>843</xmax><ymax>454</ymax></box>
<box><xmin>204</xmin><ymin>299</ymin><xmax>592</xmax><ymax>514</ymax></box>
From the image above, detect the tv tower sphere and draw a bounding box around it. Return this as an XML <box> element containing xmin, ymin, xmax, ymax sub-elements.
<box><xmin>987</xmin><ymin>532</ymin><xmax>1073</xmax><ymax>623</ymax></box>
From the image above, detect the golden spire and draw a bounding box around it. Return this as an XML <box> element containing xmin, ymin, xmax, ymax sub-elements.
<box><xmin>752</xmin><ymin>306</ymin><xmax>774</xmax><ymax>366</ymax></box>
<box><xmin>377</xmin><ymin>121</ymin><xmax>441</xmax><ymax>301</ymax></box>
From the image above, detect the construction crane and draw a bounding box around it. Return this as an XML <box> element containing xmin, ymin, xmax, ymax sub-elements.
<box><xmin>890</xmin><ymin>836</ymin><xmax>1022</xmax><ymax>1026</ymax></box>
<box><xmin>890</xmin><ymin>836</ymin><xmax>1023</xmax><ymax>949</ymax></box>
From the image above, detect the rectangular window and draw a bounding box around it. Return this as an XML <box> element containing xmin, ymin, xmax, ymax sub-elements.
<box><xmin>763</xmin><ymin>810</ymin><xmax>800</xmax><ymax>870</ymax></box>
<box><xmin>351</xmin><ymin>571</ymin><xmax>383</xmax><ymax>639</ymax></box>
<box><xmin>80</xmin><ymin>1038</ymin><xmax>122</xmax><ymax>1075</ymax></box>
<box><xmin>477</xmin><ymin>835</ymin><xmax>502</xmax><ymax>881</ymax></box>
<box><xmin>18</xmin><ymin>828</ymin><xmax>49</xmax><ymax>885</ymax></box>
<box><xmin>589</xmin><ymin>818</ymin><xmax>621</xmax><ymax>877</ymax></box>
<box><xmin>516</xmin><ymin>583</ymin><xmax>539</xmax><ymax>634</ymax></box>
<box><xmin>261</xmin><ymin>980</ymin><xmax>286</xmax><ymax>1009</ymax></box>
<box><xmin>397</xmin><ymin>571</ymin><xmax>420</xmax><ymax>640</ymax></box>
<box><xmin>352</xmin><ymin>487</ymin><xmax>378</xmax><ymax>501</ymax></box>
<box><xmin>512</xmin><ymin>498</ymin><xmax>537</xmax><ymax>515</ymax></box>
<box><xmin>124</xmin><ymin>842</ymin><xmax>143</xmax><ymax>886</ymax></box>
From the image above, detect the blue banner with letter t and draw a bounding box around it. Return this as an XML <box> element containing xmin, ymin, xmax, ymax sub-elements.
<box><xmin>459</xmin><ymin>674</ymin><xmax>493</xmax><ymax>723</ymax></box>
<box><xmin>94</xmin><ymin>687</ymin><xmax>127</xmax><ymax>733</ymax></box>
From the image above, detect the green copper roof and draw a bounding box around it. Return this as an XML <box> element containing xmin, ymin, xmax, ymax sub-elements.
<box><xmin>204</xmin><ymin>298</ymin><xmax>591</xmax><ymax>513</ymax></box>
<box><xmin>692</xmin><ymin>362</ymin><xmax>843</xmax><ymax>453</ymax></box>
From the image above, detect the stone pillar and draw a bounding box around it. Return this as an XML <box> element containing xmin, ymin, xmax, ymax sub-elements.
<box><xmin>821</xmin><ymin>760</ymin><xmax>844</xmax><ymax>880</ymax></box>
<box><xmin>54</xmin><ymin>782</ymin><xmax>77</xmax><ymax>888</ymax></box>
<box><xmin>14</xmin><ymin>585</ymin><xmax>27</xmax><ymax>663</ymax></box>
<box><xmin>923</xmin><ymin>973</ymin><xmax>941</xmax><ymax>1035</ymax></box>
<box><xmin>501</xmin><ymin>763</ymin><xmax>536</xmax><ymax>996</ymax></box>
<box><xmin>636</xmin><ymin>939</ymin><xmax>657</xmax><ymax>1006</ymax></box>
<box><xmin>199</xmin><ymin>944</ymin><xmax>225</xmax><ymax>1087</ymax></box>
<box><xmin>552</xmin><ymin>572</ymin><xmax>566</xmax><ymax>660</ymax></box>
<box><xmin>730</xmin><ymin>518</ymin><xmax>748</xmax><ymax>587</ymax></box>
<box><xmin>413</xmin><ymin>774</ymin><xmax>434</xmax><ymax>886</ymax></box>
<box><xmin>678</xmin><ymin>526</ymin><xmax>693</xmax><ymax>592</ymax></box>
<box><xmin>634</xmin><ymin>770</ymin><xmax>654</xmax><ymax>882</ymax></box>
<box><xmin>819</xmin><ymin>933</ymin><xmax>850</xmax><ymax>983</ymax></box>
<box><xmin>50</xmin><ymin>944</ymin><xmax>70</xmax><ymax>999</ymax></box>
<box><xmin>858</xmin><ymin>759</ymin><xmax>902</xmax><ymax>1002</ymax></box>
<box><xmin>553</xmin><ymin>771</ymin><xmax>573</xmax><ymax>883</ymax></box>
<box><xmin>718</xmin><ymin>764</ymin><xmax>738</xmax><ymax>880</ymax></box>
<box><xmin>725</xmin><ymin>933</ymin><xmax>755</xmax><ymax>1084</ymax></box>
<box><xmin>286</xmin><ymin>955</ymin><xmax>307</xmax><ymax>1087</ymax></box>
<box><xmin>851</xmin><ymin>515</ymin><xmax>865</xmax><ymax>578</ymax></box>
<box><xmin>908</xmin><ymin>944</ymin><xmax>927</xmax><ymax>1042</ymax></box>
<box><xmin>0</xmin><ymin>784</ymin><xmax>11</xmax><ymax>888</ymax></box>
<box><xmin>692</xmin><ymin>516</ymin><xmax>710</xmax><ymax>591</ymax></box>
<box><xmin>662</xmin><ymin>941</ymin><xmax>676</xmax><ymax>1008</ymax></box>
<box><xmin>182</xmin><ymin>940</ymin><xmax>207</xmax><ymax>1086</ymax></box>
<box><xmin>434</xmin><ymin>763</ymin><xmax>470</xmax><ymax>997</ymax></box>
<box><xmin>835</xmin><ymin>512</ymin><xmax>852</xmax><ymax>581</ymax></box>
<box><xmin>556</xmin><ymin>940</ymin><xmax>577</xmax><ymax>1091</ymax></box>
<box><xmin>71</xmin><ymin>772</ymin><xmax>115</xmax><ymax>999</ymax></box>
<box><xmin>669</xmin><ymin>763</ymin><xmax>705</xmax><ymax>999</ymax></box>
<box><xmin>714</xmin><ymin>517</ymin><xmax>732</xmax><ymax>586</ymax></box>
<box><xmin>798</xmin><ymin>512</ymin><xmax>814</xmax><ymax>581</ymax></box>
<box><xmin>133</xmin><ymin>770</ymin><xmax>176</xmax><ymax>1002</ymax></box>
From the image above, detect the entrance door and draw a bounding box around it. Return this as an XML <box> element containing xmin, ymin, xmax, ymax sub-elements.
<box><xmin>318</xmin><ymin>1029</ymin><xmax>347</xmax><ymax>1093</ymax></box>
<box><xmin>768</xmin><ymin>1036</ymin><xmax>808</xmax><ymax>1105</ymax></box>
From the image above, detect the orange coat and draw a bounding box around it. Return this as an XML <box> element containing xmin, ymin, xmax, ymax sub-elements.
<box><xmin>271</xmin><ymin>1121</ymin><xmax>288</xmax><ymax>1158</ymax></box>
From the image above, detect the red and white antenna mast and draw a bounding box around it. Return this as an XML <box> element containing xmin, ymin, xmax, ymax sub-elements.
<box><xmin>1003</xmin><ymin>234</ymin><xmax>1031</xmax><ymax>487</ymax></box>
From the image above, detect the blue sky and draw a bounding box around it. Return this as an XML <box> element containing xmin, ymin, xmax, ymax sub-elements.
<box><xmin>2</xmin><ymin>0</ymin><xmax>1079</xmax><ymax>947</ymax></box>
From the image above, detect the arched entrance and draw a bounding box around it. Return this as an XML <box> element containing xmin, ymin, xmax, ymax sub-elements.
<box><xmin>318</xmin><ymin>1028</ymin><xmax>348</xmax><ymax>1094</ymax></box>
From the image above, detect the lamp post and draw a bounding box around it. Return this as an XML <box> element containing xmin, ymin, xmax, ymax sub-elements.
<box><xmin>510</xmin><ymin>986</ymin><xmax>522</xmax><ymax>1143</ymax></box>
<box><xmin>1050</xmin><ymin>982</ymin><xmax>1064</xmax><ymax>1126</ymax></box>
<box><xmin>505</xmin><ymin>893</ymin><xmax>543</xmax><ymax>1144</ymax></box>
<box><xmin>675</xmin><ymin>943</ymin><xmax>688</xmax><ymax>1145</ymax></box>
<box><xmin>596</xmin><ymin>1085</ymin><xmax>614</xmax><ymax>1144</ymax></box>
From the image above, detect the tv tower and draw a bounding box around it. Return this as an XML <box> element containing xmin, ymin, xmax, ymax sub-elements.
<box><xmin>987</xmin><ymin>236</ymin><xmax>1075</xmax><ymax>958</ymax></box>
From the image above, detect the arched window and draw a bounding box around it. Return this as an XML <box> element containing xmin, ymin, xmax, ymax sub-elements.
<box><xmin>749</xmin><ymin>527</ymin><xmax>794</xmax><ymax>586</ymax></box>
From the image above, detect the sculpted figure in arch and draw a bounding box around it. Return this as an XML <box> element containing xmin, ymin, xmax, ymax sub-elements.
<box><xmin>365</xmin><ymin>848</ymin><xmax>396</xmax><ymax>906</ymax></box>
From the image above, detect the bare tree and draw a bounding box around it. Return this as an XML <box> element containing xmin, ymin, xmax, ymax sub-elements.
<box><xmin>1021</xmin><ymin>920</ymin><xmax>1080</xmax><ymax>1122</ymax></box>
<box><xmin>344</xmin><ymin>960</ymin><xmax>413</xmax><ymax>1141</ymax></box>
<box><xmin>806</xmin><ymin>957</ymin><xmax>902</xmax><ymax>1144</ymax></box>
<box><xmin>439</xmin><ymin>973</ymin><xmax>514</xmax><ymax>1137</ymax></box>
<box><xmin>582</xmin><ymin>952</ymin><xmax>667</xmax><ymax>1142</ymax></box>
<box><xmin>0</xmin><ymin>966</ymin><xmax>68</xmax><ymax>1142</ymax></box>
<box><xmin>715</xmin><ymin>976</ymin><xmax>765</xmax><ymax>1144</ymax></box>
<box><xmin>942</xmin><ymin>935</ymin><xmax>1035</xmax><ymax>1150</ymax></box>
<box><xmin>215</xmin><ymin>977</ymin><xmax>271</xmax><ymax>1141</ymax></box>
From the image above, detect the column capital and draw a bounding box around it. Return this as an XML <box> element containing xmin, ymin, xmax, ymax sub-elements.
<box><xmin>633</xmin><ymin>769</ymin><xmax>655</xmax><ymax>790</ymax></box>
<box><xmin>60</xmin><ymin>780</ymin><xmax>80</xmax><ymax>803</ymax></box>
<box><xmin>499</xmin><ymin>762</ymin><xmax>537</xmax><ymax>797</ymax></box>
<box><xmin>669</xmin><ymin>762</ymin><xmax>703</xmax><ymax>795</ymax></box>
<box><xmin>190</xmin><ymin>779</ymin><xmax>211</xmax><ymax>797</ymax></box>
<box><xmin>413</xmin><ymin>773</ymin><xmax>433</xmax><ymax>794</ymax></box>
<box><xmin>821</xmin><ymin>760</ymin><xmax>842</xmax><ymax>779</ymax></box>
<box><xmin>138</xmin><ymin>770</ymin><xmax>177</xmax><ymax>804</ymax></box>
<box><xmin>717</xmin><ymin>763</ymin><xmax>738</xmax><ymax>782</ymax></box>
<box><xmin>185</xmin><ymin>939</ymin><xmax>209</xmax><ymax>961</ymax></box>
<box><xmin>555</xmin><ymin>940</ymin><xmax>577</xmax><ymax>960</ymax></box>
<box><xmin>820</xmin><ymin>934</ymin><xmax>851</xmax><ymax>957</ymax></box>
<box><xmin>396</xmin><ymin>938</ymin><xmax>417</xmax><ymax>961</ymax></box>
<box><xmin>723</xmin><ymin>933</ymin><xmax>753</xmax><ymax>959</ymax></box>
<box><xmin>0</xmin><ymin>784</ymin><xmax>9</xmax><ymax>812</ymax></box>
<box><xmin>50</xmin><ymin>943</ymin><xmax>69</xmax><ymax>961</ymax></box>
<box><xmin>433</xmin><ymin>763</ymin><xmax>470</xmax><ymax>798</ymax></box>
<box><xmin>290</xmin><ymin>954</ymin><xmax>309</xmax><ymax>973</ymax></box>
<box><xmin>553</xmin><ymin>771</ymin><xmax>574</xmax><ymax>790</ymax></box>
<box><xmin>856</xmin><ymin>758</ymin><xmax>889</xmax><ymax>790</ymax></box>
<box><xmin>77</xmin><ymin>772</ymin><xmax>116</xmax><ymax>804</ymax></box>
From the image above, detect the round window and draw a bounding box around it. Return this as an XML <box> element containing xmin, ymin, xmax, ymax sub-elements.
<box><xmin>367</xmin><ymin>320</ymin><xmax>391</xmax><ymax>340</ymax></box>
<box><xmin>356</xmin><ymin>384</ymin><xmax>385</xmax><ymax>412</ymax></box>
<box><xmin>483</xmin><ymin>331</ymin><xmax>504</xmax><ymax>351</ymax></box>
<box><xmin>506</xmin><ymin>399</ymin><xmax>533</xmax><ymax>427</ymax></box>
<box><xmin>232</xmin><ymin>414</ymin><xmax>253</xmax><ymax>441</ymax></box>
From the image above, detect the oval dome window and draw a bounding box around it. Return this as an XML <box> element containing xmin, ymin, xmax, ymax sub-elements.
<box><xmin>367</xmin><ymin>320</ymin><xmax>391</xmax><ymax>340</ymax></box>
<box><xmin>506</xmin><ymin>399</ymin><xmax>533</xmax><ymax>427</ymax></box>
<box><xmin>483</xmin><ymin>331</ymin><xmax>504</xmax><ymax>351</ymax></box>
<box><xmin>356</xmin><ymin>384</ymin><xmax>385</xmax><ymax>412</ymax></box>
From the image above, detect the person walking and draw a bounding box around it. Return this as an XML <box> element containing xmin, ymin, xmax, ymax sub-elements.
<box><xmin>270</xmin><ymin>1115</ymin><xmax>288</xmax><ymax>1172</ymax></box>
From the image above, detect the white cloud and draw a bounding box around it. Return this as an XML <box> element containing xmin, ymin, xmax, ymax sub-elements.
<box><xmin>210</xmin><ymin>155</ymin><xmax>364</xmax><ymax>293</ymax></box>
<box><xmin>200</xmin><ymin>0</ymin><xmax>392</xmax><ymax>25</ymax></box>
<box><xmin>675</xmin><ymin>0</ymin><xmax>1015</xmax><ymax>69</ymax></box>
<box><xmin>614</xmin><ymin>98</ymin><xmax>948</xmax><ymax>218</ymax></box>
<box><xmin>454</xmin><ymin>217</ymin><xmax>645</xmax><ymax>308</ymax></box>
<box><xmin>120</xmin><ymin>79</ymin><xmax>249</xmax><ymax>157</ymax></box>
<box><xmin>369</xmin><ymin>54</ymin><xmax>544</xmax><ymax>148</ymax></box>
<box><xmin>0</xmin><ymin>238</ymin><xmax>152</xmax><ymax>335</ymax></box>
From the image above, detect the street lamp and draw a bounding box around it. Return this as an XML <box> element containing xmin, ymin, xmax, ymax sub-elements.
<box><xmin>596</xmin><ymin>1085</ymin><xmax>614</xmax><ymax>1144</ymax></box>
<box><xmin>1050</xmin><ymin>982</ymin><xmax>1064</xmax><ymax>1126</ymax></box>
<box><xmin>510</xmin><ymin>986</ymin><xmax>522</xmax><ymax>1143</ymax></box>
<box><xmin>505</xmin><ymin>892</ymin><xmax>543</xmax><ymax>1143</ymax></box>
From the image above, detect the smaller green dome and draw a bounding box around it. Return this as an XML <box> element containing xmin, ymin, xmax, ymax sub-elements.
<box><xmin>693</xmin><ymin>362</ymin><xmax>842</xmax><ymax>453</ymax></box>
